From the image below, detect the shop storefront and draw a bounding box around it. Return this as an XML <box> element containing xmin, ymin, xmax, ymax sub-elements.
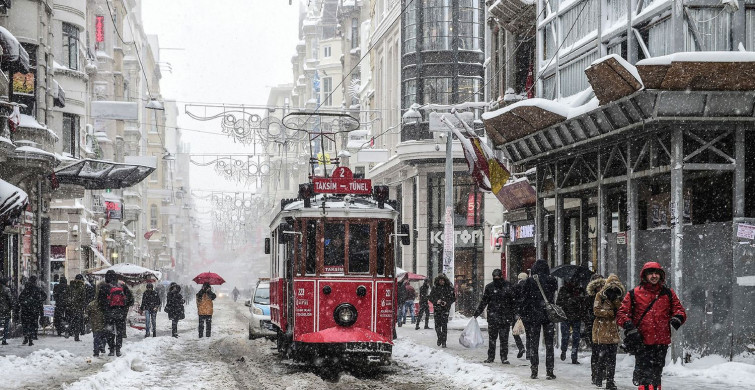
<box><xmin>507</xmin><ymin>221</ymin><xmax>536</xmax><ymax>277</ymax></box>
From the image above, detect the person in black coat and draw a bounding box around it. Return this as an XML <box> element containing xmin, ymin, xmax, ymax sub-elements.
<box><xmin>18</xmin><ymin>276</ymin><xmax>45</xmax><ymax>346</ymax></box>
<box><xmin>97</xmin><ymin>270</ymin><xmax>134</xmax><ymax>357</ymax></box>
<box><xmin>556</xmin><ymin>278</ymin><xmax>587</xmax><ymax>364</ymax></box>
<box><xmin>428</xmin><ymin>274</ymin><xmax>455</xmax><ymax>348</ymax></box>
<box><xmin>518</xmin><ymin>259</ymin><xmax>558</xmax><ymax>380</ymax></box>
<box><xmin>164</xmin><ymin>283</ymin><xmax>185</xmax><ymax>338</ymax></box>
<box><xmin>415</xmin><ymin>278</ymin><xmax>431</xmax><ymax>330</ymax></box>
<box><xmin>140</xmin><ymin>283</ymin><xmax>161</xmax><ymax>338</ymax></box>
<box><xmin>474</xmin><ymin>269</ymin><xmax>519</xmax><ymax>364</ymax></box>
<box><xmin>52</xmin><ymin>276</ymin><xmax>67</xmax><ymax>336</ymax></box>
<box><xmin>0</xmin><ymin>277</ymin><xmax>15</xmax><ymax>345</ymax></box>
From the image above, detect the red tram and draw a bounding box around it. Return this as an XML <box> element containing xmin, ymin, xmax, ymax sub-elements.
<box><xmin>265</xmin><ymin>167</ymin><xmax>409</xmax><ymax>366</ymax></box>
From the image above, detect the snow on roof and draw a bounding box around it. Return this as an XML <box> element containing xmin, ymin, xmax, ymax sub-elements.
<box><xmin>590</xmin><ymin>54</ymin><xmax>644</xmax><ymax>88</ymax></box>
<box><xmin>567</xmin><ymin>97</ymin><xmax>600</xmax><ymax>119</ymax></box>
<box><xmin>16</xmin><ymin>145</ymin><xmax>58</xmax><ymax>160</ymax></box>
<box><xmin>637</xmin><ymin>51</ymin><xmax>755</xmax><ymax>66</ymax></box>
<box><xmin>18</xmin><ymin>114</ymin><xmax>59</xmax><ymax>141</ymax></box>
<box><xmin>481</xmin><ymin>98</ymin><xmax>571</xmax><ymax>121</ymax></box>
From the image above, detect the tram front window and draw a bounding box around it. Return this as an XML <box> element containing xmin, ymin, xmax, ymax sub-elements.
<box><xmin>324</xmin><ymin>223</ymin><xmax>345</xmax><ymax>272</ymax></box>
<box><xmin>349</xmin><ymin>224</ymin><xmax>370</xmax><ymax>273</ymax></box>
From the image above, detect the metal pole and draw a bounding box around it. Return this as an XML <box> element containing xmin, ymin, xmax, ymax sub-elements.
<box><xmin>443</xmin><ymin>127</ymin><xmax>455</xmax><ymax>318</ymax></box>
<box><xmin>670</xmin><ymin>127</ymin><xmax>685</xmax><ymax>363</ymax></box>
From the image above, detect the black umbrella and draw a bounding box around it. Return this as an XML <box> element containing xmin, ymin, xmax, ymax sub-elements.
<box><xmin>550</xmin><ymin>264</ymin><xmax>593</xmax><ymax>286</ymax></box>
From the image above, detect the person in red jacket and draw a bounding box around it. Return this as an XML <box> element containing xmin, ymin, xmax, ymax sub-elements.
<box><xmin>616</xmin><ymin>262</ymin><xmax>686</xmax><ymax>390</ymax></box>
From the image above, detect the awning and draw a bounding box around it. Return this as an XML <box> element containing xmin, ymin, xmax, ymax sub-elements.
<box><xmin>90</xmin><ymin>246</ymin><xmax>112</xmax><ymax>267</ymax></box>
<box><xmin>52</xmin><ymin>80</ymin><xmax>66</xmax><ymax>108</ymax></box>
<box><xmin>0</xmin><ymin>26</ymin><xmax>30</xmax><ymax>73</ymax></box>
<box><xmin>0</xmin><ymin>178</ymin><xmax>28</xmax><ymax>227</ymax></box>
<box><xmin>54</xmin><ymin>159</ymin><xmax>156</xmax><ymax>190</ymax></box>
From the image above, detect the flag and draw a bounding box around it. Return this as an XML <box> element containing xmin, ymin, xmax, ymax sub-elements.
<box><xmin>144</xmin><ymin>229</ymin><xmax>159</xmax><ymax>240</ymax></box>
<box><xmin>448</xmin><ymin>116</ymin><xmax>511</xmax><ymax>193</ymax></box>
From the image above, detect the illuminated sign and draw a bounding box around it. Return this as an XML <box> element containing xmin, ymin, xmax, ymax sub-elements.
<box><xmin>312</xmin><ymin>166</ymin><xmax>372</xmax><ymax>194</ymax></box>
<box><xmin>96</xmin><ymin>16</ymin><xmax>105</xmax><ymax>44</ymax></box>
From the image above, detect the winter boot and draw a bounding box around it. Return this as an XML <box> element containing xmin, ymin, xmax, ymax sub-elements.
<box><xmin>22</xmin><ymin>337</ymin><xmax>28</xmax><ymax>345</ymax></box>
<box><xmin>115</xmin><ymin>349</ymin><xmax>122</xmax><ymax>357</ymax></box>
<box><xmin>605</xmin><ymin>380</ymin><xmax>617</xmax><ymax>390</ymax></box>
<box><xmin>415</xmin><ymin>324</ymin><xmax>420</xmax><ymax>330</ymax></box>
<box><xmin>572</xmin><ymin>357</ymin><xmax>580</xmax><ymax>364</ymax></box>
<box><xmin>560</xmin><ymin>350</ymin><xmax>566</xmax><ymax>361</ymax></box>
<box><xmin>145</xmin><ymin>332</ymin><xmax>149</xmax><ymax>338</ymax></box>
<box><xmin>530</xmin><ymin>367</ymin><xmax>538</xmax><ymax>379</ymax></box>
<box><xmin>1</xmin><ymin>340</ymin><xmax>7</xmax><ymax>345</ymax></box>
<box><xmin>93</xmin><ymin>351</ymin><xmax>99</xmax><ymax>357</ymax></box>
<box><xmin>108</xmin><ymin>349</ymin><xmax>115</xmax><ymax>356</ymax></box>
<box><xmin>152</xmin><ymin>330</ymin><xmax>156</xmax><ymax>337</ymax></box>
<box><xmin>517</xmin><ymin>349</ymin><xmax>525</xmax><ymax>359</ymax></box>
<box><xmin>546</xmin><ymin>370</ymin><xmax>556</xmax><ymax>380</ymax></box>
<box><xmin>27</xmin><ymin>339</ymin><xmax>33</xmax><ymax>346</ymax></box>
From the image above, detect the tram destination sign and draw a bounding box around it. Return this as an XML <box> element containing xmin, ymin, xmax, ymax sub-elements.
<box><xmin>313</xmin><ymin>177</ymin><xmax>372</xmax><ymax>194</ymax></box>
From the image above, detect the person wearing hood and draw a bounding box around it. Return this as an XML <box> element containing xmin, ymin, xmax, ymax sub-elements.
<box><xmin>428</xmin><ymin>274</ymin><xmax>455</xmax><ymax>348</ymax></box>
<box><xmin>86</xmin><ymin>283</ymin><xmax>109</xmax><ymax>357</ymax></box>
<box><xmin>586</xmin><ymin>273</ymin><xmax>606</xmax><ymax>385</ymax></box>
<box><xmin>18</xmin><ymin>275</ymin><xmax>45</xmax><ymax>346</ymax></box>
<box><xmin>415</xmin><ymin>278</ymin><xmax>432</xmax><ymax>330</ymax></box>
<box><xmin>97</xmin><ymin>270</ymin><xmax>134</xmax><ymax>357</ymax></box>
<box><xmin>556</xmin><ymin>277</ymin><xmax>588</xmax><ymax>364</ymax></box>
<box><xmin>617</xmin><ymin>262</ymin><xmax>686</xmax><ymax>390</ymax></box>
<box><xmin>591</xmin><ymin>274</ymin><xmax>625</xmax><ymax>390</ymax></box>
<box><xmin>474</xmin><ymin>269</ymin><xmax>518</xmax><ymax>364</ymax></box>
<box><xmin>52</xmin><ymin>276</ymin><xmax>68</xmax><ymax>336</ymax></box>
<box><xmin>518</xmin><ymin>259</ymin><xmax>558</xmax><ymax>380</ymax></box>
<box><xmin>165</xmin><ymin>282</ymin><xmax>185</xmax><ymax>338</ymax></box>
<box><xmin>66</xmin><ymin>275</ymin><xmax>88</xmax><ymax>341</ymax></box>
<box><xmin>513</xmin><ymin>272</ymin><xmax>529</xmax><ymax>359</ymax></box>
<box><xmin>196</xmin><ymin>282</ymin><xmax>217</xmax><ymax>338</ymax></box>
<box><xmin>0</xmin><ymin>277</ymin><xmax>15</xmax><ymax>346</ymax></box>
<box><xmin>140</xmin><ymin>283</ymin><xmax>161</xmax><ymax>337</ymax></box>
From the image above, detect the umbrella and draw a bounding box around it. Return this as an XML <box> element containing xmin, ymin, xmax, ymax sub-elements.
<box><xmin>396</xmin><ymin>267</ymin><xmax>426</xmax><ymax>281</ymax></box>
<box><xmin>550</xmin><ymin>264</ymin><xmax>593</xmax><ymax>286</ymax></box>
<box><xmin>193</xmin><ymin>272</ymin><xmax>226</xmax><ymax>285</ymax></box>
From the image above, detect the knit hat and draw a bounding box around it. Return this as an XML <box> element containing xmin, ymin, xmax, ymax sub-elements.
<box><xmin>517</xmin><ymin>272</ymin><xmax>528</xmax><ymax>281</ymax></box>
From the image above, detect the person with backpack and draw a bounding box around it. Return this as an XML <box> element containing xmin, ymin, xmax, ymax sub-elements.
<box><xmin>66</xmin><ymin>275</ymin><xmax>88</xmax><ymax>341</ymax></box>
<box><xmin>617</xmin><ymin>262</ymin><xmax>686</xmax><ymax>390</ymax></box>
<box><xmin>196</xmin><ymin>282</ymin><xmax>216</xmax><ymax>338</ymax></box>
<box><xmin>0</xmin><ymin>277</ymin><xmax>15</xmax><ymax>346</ymax></box>
<box><xmin>518</xmin><ymin>259</ymin><xmax>558</xmax><ymax>380</ymax></box>
<box><xmin>415</xmin><ymin>278</ymin><xmax>432</xmax><ymax>330</ymax></box>
<box><xmin>140</xmin><ymin>283</ymin><xmax>160</xmax><ymax>337</ymax></box>
<box><xmin>18</xmin><ymin>275</ymin><xmax>45</xmax><ymax>346</ymax></box>
<box><xmin>97</xmin><ymin>270</ymin><xmax>134</xmax><ymax>356</ymax></box>
<box><xmin>52</xmin><ymin>276</ymin><xmax>68</xmax><ymax>336</ymax></box>
<box><xmin>165</xmin><ymin>282</ymin><xmax>185</xmax><ymax>338</ymax></box>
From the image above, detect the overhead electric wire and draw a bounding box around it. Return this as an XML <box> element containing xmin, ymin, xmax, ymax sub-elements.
<box><xmin>104</xmin><ymin>0</ymin><xmax>153</xmax><ymax>97</ymax></box>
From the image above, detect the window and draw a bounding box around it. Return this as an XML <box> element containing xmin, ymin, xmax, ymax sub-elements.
<box><xmin>323</xmin><ymin>46</ymin><xmax>331</xmax><ymax>57</ymax></box>
<box><xmin>324</xmin><ymin>223</ymin><xmax>345</xmax><ymax>272</ymax></box>
<box><xmin>423</xmin><ymin>0</ymin><xmax>451</xmax><ymax>51</ymax></box>
<box><xmin>403</xmin><ymin>2</ymin><xmax>417</xmax><ymax>52</ymax></box>
<box><xmin>748</xmin><ymin>8</ymin><xmax>755</xmax><ymax>50</ymax></box>
<box><xmin>458</xmin><ymin>0</ymin><xmax>482</xmax><ymax>50</ymax></box>
<box><xmin>322</xmin><ymin>77</ymin><xmax>332</xmax><ymax>106</ymax></box>
<box><xmin>542</xmin><ymin>21</ymin><xmax>557</xmax><ymax>66</ymax></box>
<box><xmin>62</xmin><ymin>23</ymin><xmax>79</xmax><ymax>70</ymax></box>
<box><xmin>150</xmin><ymin>204</ymin><xmax>158</xmax><ymax>229</ymax></box>
<box><xmin>423</xmin><ymin>77</ymin><xmax>452</xmax><ymax>105</ymax></box>
<box><xmin>559</xmin><ymin>0</ymin><xmax>598</xmax><ymax>48</ymax></box>
<box><xmin>458</xmin><ymin>77</ymin><xmax>481</xmax><ymax>104</ymax></box>
<box><xmin>402</xmin><ymin>79</ymin><xmax>417</xmax><ymax>108</ymax></box>
<box><xmin>351</xmin><ymin>18</ymin><xmax>359</xmax><ymax>49</ymax></box>
<box><xmin>685</xmin><ymin>7</ymin><xmax>732</xmax><ymax>51</ymax></box>
<box><xmin>376</xmin><ymin>222</ymin><xmax>389</xmax><ymax>276</ymax></box>
<box><xmin>12</xmin><ymin>43</ymin><xmax>37</xmax><ymax>116</ymax></box>
<box><xmin>311</xmin><ymin>40</ymin><xmax>319</xmax><ymax>60</ymax></box>
<box><xmin>304</xmin><ymin>220</ymin><xmax>317</xmax><ymax>275</ymax></box>
<box><xmin>559</xmin><ymin>50</ymin><xmax>598</xmax><ymax>97</ymax></box>
<box><xmin>62</xmin><ymin>113</ymin><xmax>80</xmax><ymax>157</ymax></box>
<box><xmin>348</xmin><ymin>224</ymin><xmax>370</xmax><ymax>273</ymax></box>
<box><xmin>643</xmin><ymin>18</ymin><xmax>672</xmax><ymax>58</ymax></box>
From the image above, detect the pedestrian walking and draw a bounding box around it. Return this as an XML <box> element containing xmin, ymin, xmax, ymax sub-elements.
<box><xmin>513</xmin><ymin>272</ymin><xmax>529</xmax><ymax>359</ymax></box>
<box><xmin>586</xmin><ymin>273</ymin><xmax>607</xmax><ymax>385</ymax></box>
<box><xmin>196</xmin><ymin>282</ymin><xmax>216</xmax><ymax>338</ymax></box>
<box><xmin>518</xmin><ymin>259</ymin><xmax>558</xmax><ymax>380</ymax></box>
<box><xmin>97</xmin><ymin>270</ymin><xmax>134</xmax><ymax>357</ymax></box>
<box><xmin>428</xmin><ymin>274</ymin><xmax>455</xmax><ymax>348</ymax></box>
<box><xmin>165</xmin><ymin>283</ymin><xmax>185</xmax><ymax>338</ymax></box>
<box><xmin>396</xmin><ymin>274</ymin><xmax>408</xmax><ymax>327</ymax></box>
<box><xmin>473</xmin><ymin>268</ymin><xmax>519</xmax><ymax>364</ymax></box>
<box><xmin>556</xmin><ymin>277</ymin><xmax>587</xmax><ymax>364</ymax></box>
<box><xmin>52</xmin><ymin>276</ymin><xmax>67</xmax><ymax>336</ymax></box>
<box><xmin>155</xmin><ymin>283</ymin><xmax>167</xmax><ymax>311</ymax></box>
<box><xmin>617</xmin><ymin>262</ymin><xmax>687</xmax><ymax>390</ymax></box>
<box><xmin>0</xmin><ymin>277</ymin><xmax>15</xmax><ymax>346</ymax></box>
<box><xmin>65</xmin><ymin>274</ymin><xmax>88</xmax><ymax>341</ymax></box>
<box><xmin>18</xmin><ymin>275</ymin><xmax>44</xmax><ymax>346</ymax></box>
<box><xmin>232</xmin><ymin>287</ymin><xmax>240</xmax><ymax>302</ymax></box>
<box><xmin>415</xmin><ymin>278</ymin><xmax>432</xmax><ymax>330</ymax></box>
<box><xmin>140</xmin><ymin>283</ymin><xmax>160</xmax><ymax>337</ymax></box>
<box><xmin>86</xmin><ymin>283</ymin><xmax>110</xmax><ymax>357</ymax></box>
<box><xmin>591</xmin><ymin>274</ymin><xmax>625</xmax><ymax>390</ymax></box>
<box><xmin>402</xmin><ymin>282</ymin><xmax>417</xmax><ymax>325</ymax></box>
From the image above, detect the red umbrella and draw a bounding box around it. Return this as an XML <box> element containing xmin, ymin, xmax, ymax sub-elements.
<box><xmin>193</xmin><ymin>272</ymin><xmax>226</xmax><ymax>285</ymax></box>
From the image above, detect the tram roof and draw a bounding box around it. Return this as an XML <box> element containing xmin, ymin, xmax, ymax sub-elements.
<box><xmin>270</xmin><ymin>194</ymin><xmax>398</xmax><ymax>228</ymax></box>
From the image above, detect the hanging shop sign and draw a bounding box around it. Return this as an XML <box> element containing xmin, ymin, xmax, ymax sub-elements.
<box><xmin>430</xmin><ymin>228</ymin><xmax>484</xmax><ymax>247</ymax></box>
<box><xmin>105</xmin><ymin>201</ymin><xmax>122</xmax><ymax>220</ymax></box>
<box><xmin>510</xmin><ymin>224</ymin><xmax>535</xmax><ymax>242</ymax></box>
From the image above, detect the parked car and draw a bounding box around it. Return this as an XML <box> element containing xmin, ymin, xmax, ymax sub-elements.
<box><xmin>247</xmin><ymin>280</ymin><xmax>275</xmax><ymax>340</ymax></box>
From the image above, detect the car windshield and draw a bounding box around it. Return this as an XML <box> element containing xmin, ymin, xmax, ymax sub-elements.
<box><xmin>254</xmin><ymin>287</ymin><xmax>270</xmax><ymax>305</ymax></box>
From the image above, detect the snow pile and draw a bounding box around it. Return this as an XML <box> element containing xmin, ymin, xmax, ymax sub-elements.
<box><xmin>637</xmin><ymin>51</ymin><xmax>755</xmax><ymax>66</ymax></box>
<box><xmin>0</xmin><ymin>349</ymin><xmax>79</xmax><ymax>388</ymax></box>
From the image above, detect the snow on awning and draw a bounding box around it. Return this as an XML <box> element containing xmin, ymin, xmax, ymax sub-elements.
<box><xmin>52</xmin><ymin>80</ymin><xmax>66</xmax><ymax>108</ymax></box>
<box><xmin>91</xmin><ymin>101</ymin><xmax>138</xmax><ymax>120</ymax></box>
<box><xmin>482</xmin><ymin>98</ymin><xmax>569</xmax><ymax>147</ymax></box>
<box><xmin>636</xmin><ymin>51</ymin><xmax>755</xmax><ymax>90</ymax></box>
<box><xmin>0</xmin><ymin>178</ymin><xmax>28</xmax><ymax>227</ymax></box>
<box><xmin>585</xmin><ymin>54</ymin><xmax>643</xmax><ymax>105</ymax></box>
<box><xmin>122</xmin><ymin>225</ymin><xmax>135</xmax><ymax>238</ymax></box>
<box><xmin>55</xmin><ymin>159</ymin><xmax>156</xmax><ymax>190</ymax></box>
<box><xmin>90</xmin><ymin>246</ymin><xmax>112</xmax><ymax>267</ymax></box>
<box><xmin>0</xmin><ymin>26</ymin><xmax>30</xmax><ymax>73</ymax></box>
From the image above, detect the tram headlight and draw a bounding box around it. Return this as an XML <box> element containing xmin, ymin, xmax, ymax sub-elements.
<box><xmin>334</xmin><ymin>303</ymin><xmax>358</xmax><ymax>327</ymax></box>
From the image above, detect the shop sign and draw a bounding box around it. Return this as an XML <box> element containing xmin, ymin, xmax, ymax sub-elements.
<box><xmin>105</xmin><ymin>201</ymin><xmax>122</xmax><ymax>220</ymax></box>
<box><xmin>430</xmin><ymin>228</ymin><xmax>484</xmax><ymax>247</ymax></box>
<box><xmin>737</xmin><ymin>223</ymin><xmax>755</xmax><ymax>240</ymax></box>
<box><xmin>511</xmin><ymin>224</ymin><xmax>535</xmax><ymax>241</ymax></box>
<box><xmin>617</xmin><ymin>232</ymin><xmax>627</xmax><ymax>245</ymax></box>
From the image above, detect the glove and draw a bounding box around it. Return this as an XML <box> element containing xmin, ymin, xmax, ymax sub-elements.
<box><xmin>670</xmin><ymin>315</ymin><xmax>683</xmax><ymax>330</ymax></box>
<box><xmin>624</xmin><ymin>327</ymin><xmax>642</xmax><ymax>347</ymax></box>
<box><xmin>623</xmin><ymin>321</ymin><xmax>635</xmax><ymax>331</ymax></box>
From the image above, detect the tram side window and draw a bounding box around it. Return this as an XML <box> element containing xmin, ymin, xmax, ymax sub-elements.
<box><xmin>306</xmin><ymin>220</ymin><xmax>317</xmax><ymax>275</ymax></box>
<box><xmin>324</xmin><ymin>223</ymin><xmax>345</xmax><ymax>271</ymax></box>
<box><xmin>376</xmin><ymin>222</ymin><xmax>387</xmax><ymax>276</ymax></box>
<box><xmin>348</xmin><ymin>224</ymin><xmax>370</xmax><ymax>273</ymax></box>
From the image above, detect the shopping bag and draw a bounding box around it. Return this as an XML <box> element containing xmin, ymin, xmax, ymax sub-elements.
<box><xmin>512</xmin><ymin>318</ymin><xmax>525</xmax><ymax>336</ymax></box>
<box><xmin>459</xmin><ymin>318</ymin><xmax>485</xmax><ymax>348</ymax></box>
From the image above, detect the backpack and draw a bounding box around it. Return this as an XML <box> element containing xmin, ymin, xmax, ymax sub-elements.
<box><xmin>107</xmin><ymin>285</ymin><xmax>126</xmax><ymax>307</ymax></box>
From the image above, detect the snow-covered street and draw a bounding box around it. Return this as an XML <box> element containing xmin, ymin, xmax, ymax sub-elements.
<box><xmin>2</xmin><ymin>298</ymin><xmax>754</xmax><ymax>389</ymax></box>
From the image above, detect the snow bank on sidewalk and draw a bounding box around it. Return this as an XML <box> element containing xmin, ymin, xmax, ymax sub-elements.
<box><xmin>393</xmin><ymin>338</ymin><xmax>546</xmax><ymax>390</ymax></box>
<box><xmin>0</xmin><ymin>349</ymin><xmax>79</xmax><ymax>388</ymax></box>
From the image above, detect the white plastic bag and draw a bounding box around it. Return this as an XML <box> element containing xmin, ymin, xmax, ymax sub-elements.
<box><xmin>459</xmin><ymin>318</ymin><xmax>485</xmax><ymax>348</ymax></box>
<box><xmin>512</xmin><ymin>318</ymin><xmax>525</xmax><ymax>336</ymax></box>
